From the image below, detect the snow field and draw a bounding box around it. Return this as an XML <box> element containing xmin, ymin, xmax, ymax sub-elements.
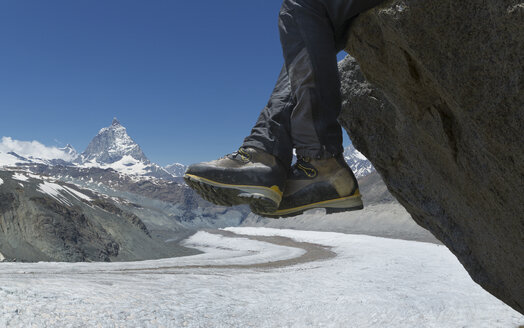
<box><xmin>11</xmin><ymin>173</ymin><xmax>29</xmax><ymax>182</ymax></box>
<box><xmin>35</xmin><ymin>181</ymin><xmax>93</xmax><ymax>206</ymax></box>
<box><xmin>80</xmin><ymin>155</ymin><xmax>150</xmax><ymax>176</ymax></box>
<box><xmin>0</xmin><ymin>228</ymin><xmax>522</xmax><ymax>328</ymax></box>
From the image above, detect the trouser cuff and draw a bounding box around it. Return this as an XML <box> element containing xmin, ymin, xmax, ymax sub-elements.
<box><xmin>295</xmin><ymin>145</ymin><xmax>343</xmax><ymax>160</ymax></box>
<box><xmin>242</xmin><ymin>139</ymin><xmax>292</xmax><ymax>168</ymax></box>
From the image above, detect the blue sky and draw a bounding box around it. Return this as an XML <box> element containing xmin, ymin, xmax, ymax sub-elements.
<box><xmin>0</xmin><ymin>1</ymin><xmax>348</xmax><ymax>166</ymax></box>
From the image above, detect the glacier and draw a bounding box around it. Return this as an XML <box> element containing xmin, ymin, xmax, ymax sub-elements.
<box><xmin>0</xmin><ymin>228</ymin><xmax>521</xmax><ymax>327</ymax></box>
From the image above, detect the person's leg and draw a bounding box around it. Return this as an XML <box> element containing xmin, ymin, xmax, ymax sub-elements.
<box><xmin>255</xmin><ymin>0</ymin><xmax>388</xmax><ymax>217</ymax></box>
<box><xmin>279</xmin><ymin>0</ymin><xmax>344</xmax><ymax>160</ymax></box>
<box><xmin>241</xmin><ymin>0</ymin><xmax>352</xmax><ymax>167</ymax></box>
<box><xmin>185</xmin><ymin>0</ymin><xmax>386</xmax><ymax>216</ymax></box>
<box><xmin>184</xmin><ymin>68</ymin><xmax>292</xmax><ymax>213</ymax></box>
<box><xmin>242</xmin><ymin>66</ymin><xmax>295</xmax><ymax>168</ymax></box>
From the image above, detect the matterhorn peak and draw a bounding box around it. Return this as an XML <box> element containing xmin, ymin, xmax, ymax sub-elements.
<box><xmin>80</xmin><ymin>118</ymin><xmax>148</xmax><ymax>165</ymax></box>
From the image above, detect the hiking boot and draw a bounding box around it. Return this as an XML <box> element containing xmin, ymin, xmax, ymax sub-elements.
<box><xmin>256</xmin><ymin>154</ymin><xmax>363</xmax><ymax>218</ymax></box>
<box><xmin>184</xmin><ymin>147</ymin><xmax>286</xmax><ymax>213</ymax></box>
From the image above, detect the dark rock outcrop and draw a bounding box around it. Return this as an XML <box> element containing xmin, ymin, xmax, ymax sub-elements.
<box><xmin>339</xmin><ymin>0</ymin><xmax>524</xmax><ymax>313</ymax></box>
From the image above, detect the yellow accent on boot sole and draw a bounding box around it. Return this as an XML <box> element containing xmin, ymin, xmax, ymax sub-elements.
<box><xmin>184</xmin><ymin>174</ymin><xmax>283</xmax><ymax>203</ymax></box>
<box><xmin>266</xmin><ymin>193</ymin><xmax>363</xmax><ymax>216</ymax></box>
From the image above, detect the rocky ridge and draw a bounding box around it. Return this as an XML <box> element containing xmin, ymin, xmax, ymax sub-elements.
<box><xmin>0</xmin><ymin>170</ymin><xmax>194</xmax><ymax>262</ymax></box>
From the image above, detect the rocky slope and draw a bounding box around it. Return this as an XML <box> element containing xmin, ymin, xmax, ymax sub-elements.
<box><xmin>0</xmin><ymin>170</ymin><xmax>195</xmax><ymax>262</ymax></box>
<box><xmin>339</xmin><ymin>0</ymin><xmax>524</xmax><ymax>313</ymax></box>
<box><xmin>24</xmin><ymin>164</ymin><xmax>250</xmax><ymax>229</ymax></box>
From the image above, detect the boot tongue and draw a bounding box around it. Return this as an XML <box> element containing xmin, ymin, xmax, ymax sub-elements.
<box><xmin>225</xmin><ymin>148</ymin><xmax>251</xmax><ymax>163</ymax></box>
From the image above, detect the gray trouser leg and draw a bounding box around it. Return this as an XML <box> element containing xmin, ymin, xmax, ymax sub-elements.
<box><xmin>243</xmin><ymin>0</ymin><xmax>385</xmax><ymax>166</ymax></box>
<box><xmin>243</xmin><ymin>66</ymin><xmax>295</xmax><ymax>168</ymax></box>
<box><xmin>279</xmin><ymin>0</ymin><xmax>345</xmax><ymax>160</ymax></box>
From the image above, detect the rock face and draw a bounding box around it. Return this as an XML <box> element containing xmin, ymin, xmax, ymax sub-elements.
<box><xmin>338</xmin><ymin>0</ymin><xmax>524</xmax><ymax>313</ymax></box>
<box><xmin>0</xmin><ymin>171</ymin><xmax>191</xmax><ymax>262</ymax></box>
<box><xmin>81</xmin><ymin>118</ymin><xmax>148</xmax><ymax>164</ymax></box>
<box><xmin>76</xmin><ymin>118</ymin><xmax>174</xmax><ymax>179</ymax></box>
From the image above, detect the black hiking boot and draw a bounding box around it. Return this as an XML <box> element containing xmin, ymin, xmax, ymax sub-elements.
<box><xmin>256</xmin><ymin>154</ymin><xmax>363</xmax><ymax>218</ymax></box>
<box><xmin>184</xmin><ymin>147</ymin><xmax>286</xmax><ymax>213</ymax></box>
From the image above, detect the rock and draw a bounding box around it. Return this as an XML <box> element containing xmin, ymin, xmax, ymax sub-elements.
<box><xmin>339</xmin><ymin>0</ymin><xmax>524</xmax><ymax>313</ymax></box>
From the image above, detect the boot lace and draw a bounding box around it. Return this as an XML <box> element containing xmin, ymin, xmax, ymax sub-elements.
<box><xmin>224</xmin><ymin>148</ymin><xmax>251</xmax><ymax>163</ymax></box>
<box><xmin>292</xmin><ymin>156</ymin><xmax>317</xmax><ymax>178</ymax></box>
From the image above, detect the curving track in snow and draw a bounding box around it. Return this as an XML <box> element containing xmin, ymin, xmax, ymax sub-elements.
<box><xmin>0</xmin><ymin>228</ymin><xmax>522</xmax><ymax>327</ymax></box>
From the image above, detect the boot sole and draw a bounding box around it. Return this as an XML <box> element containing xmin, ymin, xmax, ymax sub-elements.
<box><xmin>184</xmin><ymin>174</ymin><xmax>282</xmax><ymax>213</ymax></box>
<box><xmin>257</xmin><ymin>194</ymin><xmax>364</xmax><ymax>219</ymax></box>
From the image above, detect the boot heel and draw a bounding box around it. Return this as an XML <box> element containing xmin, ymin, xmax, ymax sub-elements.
<box><xmin>326</xmin><ymin>204</ymin><xmax>364</xmax><ymax>214</ymax></box>
<box><xmin>324</xmin><ymin>195</ymin><xmax>364</xmax><ymax>214</ymax></box>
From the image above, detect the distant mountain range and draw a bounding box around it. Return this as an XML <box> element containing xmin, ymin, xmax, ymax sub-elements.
<box><xmin>0</xmin><ymin>118</ymin><xmax>381</xmax><ymax>262</ymax></box>
<box><xmin>0</xmin><ymin>118</ymin><xmax>181</xmax><ymax>178</ymax></box>
<box><xmin>0</xmin><ymin>118</ymin><xmax>375</xmax><ymax>179</ymax></box>
<box><xmin>343</xmin><ymin>143</ymin><xmax>375</xmax><ymax>178</ymax></box>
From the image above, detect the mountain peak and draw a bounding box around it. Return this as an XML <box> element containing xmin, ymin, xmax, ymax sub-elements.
<box><xmin>80</xmin><ymin>119</ymin><xmax>148</xmax><ymax>165</ymax></box>
<box><xmin>165</xmin><ymin>162</ymin><xmax>187</xmax><ymax>177</ymax></box>
<box><xmin>59</xmin><ymin>144</ymin><xmax>78</xmax><ymax>159</ymax></box>
<box><xmin>344</xmin><ymin>143</ymin><xmax>375</xmax><ymax>178</ymax></box>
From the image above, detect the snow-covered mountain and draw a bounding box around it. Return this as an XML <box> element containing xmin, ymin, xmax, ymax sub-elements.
<box><xmin>344</xmin><ymin>143</ymin><xmax>375</xmax><ymax>178</ymax></box>
<box><xmin>74</xmin><ymin>118</ymin><xmax>173</xmax><ymax>179</ymax></box>
<box><xmin>79</xmin><ymin>118</ymin><xmax>147</xmax><ymax>164</ymax></box>
<box><xmin>0</xmin><ymin>119</ymin><xmax>181</xmax><ymax>180</ymax></box>
<box><xmin>165</xmin><ymin>162</ymin><xmax>187</xmax><ymax>177</ymax></box>
<box><xmin>59</xmin><ymin>144</ymin><xmax>78</xmax><ymax>159</ymax></box>
<box><xmin>0</xmin><ymin>137</ymin><xmax>78</xmax><ymax>167</ymax></box>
